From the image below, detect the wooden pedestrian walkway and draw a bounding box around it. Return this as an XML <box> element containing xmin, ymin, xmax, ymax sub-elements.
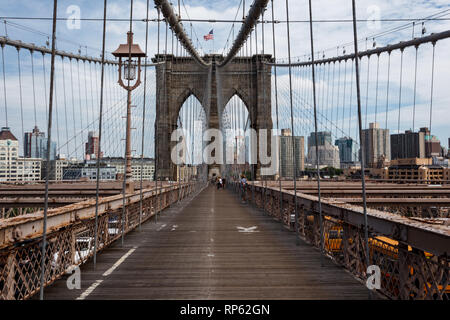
<box><xmin>40</xmin><ymin>185</ymin><xmax>370</xmax><ymax>300</ymax></box>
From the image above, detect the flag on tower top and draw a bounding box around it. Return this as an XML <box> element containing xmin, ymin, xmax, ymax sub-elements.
<box><xmin>204</xmin><ymin>29</ymin><xmax>214</xmax><ymax>41</ymax></box>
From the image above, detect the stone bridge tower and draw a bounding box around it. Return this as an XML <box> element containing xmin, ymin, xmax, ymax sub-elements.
<box><xmin>153</xmin><ymin>54</ymin><xmax>273</xmax><ymax>180</ymax></box>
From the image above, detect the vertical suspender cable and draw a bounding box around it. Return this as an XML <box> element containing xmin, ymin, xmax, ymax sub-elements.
<box><xmin>350</xmin><ymin>0</ymin><xmax>371</xmax><ymax>299</ymax></box>
<box><xmin>69</xmin><ymin>59</ymin><xmax>78</xmax><ymax>159</ymax></box>
<box><xmin>308</xmin><ymin>0</ymin><xmax>324</xmax><ymax>263</ymax></box>
<box><xmin>284</xmin><ymin>0</ymin><xmax>299</xmax><ymax>245</ymax></box>
<box><xmin>384</xmin><ymin>52</ymin><xmax>391</xmax><ymax>130</ymax></box>
<box><xmin>155</xmin><ymin>6</ymin><xmax>161</xmax><ymax>223</ymax></box>
<box><xmin>348</xmin><ymin>59</ymin><xmax>354</xmax><ymax>138</ymax></box>
<box><xmin>259</xmin><ymin>10</ymin><xmax>268</xmax><ymax>212</ymax></box>
<box><xmin>42</xmin><ymin>53</ymin><xmax>48</xmax><ymax>125</ymax></box>
<box><xmin>93</xmin><ymin>0</ymin><xmax>108</xmax><ymax>269</ymax></box>
<box><xmin>77</xmin><ymin>59</ymin><xmax>85</xmax><ymax>145</ymax></box>
<box><xmin>61</xmin><ymin>57</ymin><xmax>70</xmax><ymax>156</ymax></box>
<box><xmin>271</xmin><ymin>0</ymin><xmax>283</xmax><ymax>217</ymax></box>
<box><xmin>1</xmin><ymin>44</ymin><xmax>7</xmax><ymax>127</ymax></box>
<box><xmin>30</xmin><ymin>50</ymin><xmax>38</xmax><ymax>129</ymax></box>
<box><xmin>364</xmin><ymin>56</ymin><xmax>371</xmax><ymax>128</ymax></box>
<box><xmin>16</xmin><ymin>49</ymin><xmax>24</xmax><ymax>150</ymax></box>
<box><xmin>374</xmin><ymin>54</ymin><xmax>380</xmax><ymax>125</ymax></box>
<box><xmin>40</xmin><ymin>0</ymin><xmax>57</xmax><ymax>300</ymax></box>
<box><xmin>429</xmin><ymin>42</ymin><xmax>436</xmax><ymax>133</ymax></box>
<box><xmin>121</xmin><ymin>0</ymin><xmax>134</xmax><ymax>247</ymax></box>
<box><xmin>341</xmin><ymin>59</ymin><xmax>347</xmax><ymax>137</ymax></box>
<box><xmin>160</xmin><ymin>17</ymin><xmax>168</xmax><ymax>219</ymax></box>
<box><xmin>139</xmin><ymin>0</ymin><xmax>150</xmax><ymax>230</ymax></box>
<box><xmin>396</xmin><ymin>49</ymin><xmax>404</xmax><ymax>159</ymax></box>
<box><xmin>412</xmin><ymin>46</ymin><xmax>418</xmax><ymax>132</ymax></box>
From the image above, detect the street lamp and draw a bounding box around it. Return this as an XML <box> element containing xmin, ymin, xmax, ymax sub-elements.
<box><xmin>112</xmin><ymin>32</ymin><xmax>146</xmax><ymax>193</ymax></box>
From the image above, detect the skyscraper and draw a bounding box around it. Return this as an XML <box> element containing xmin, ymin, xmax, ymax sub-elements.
<box><xmin>24</xmin><ymin>126</ymin><xmax>56</xmax><ymax>160</ymax></box>
<box><xmin>307</xmin><ymin>131</ymin><xmax>332</xmax><ymax>150</ymax></box>
<box><xmin>360</xmin><ymin>122</ymin><xmax>390</xmax><ymax>168</ymax></box>
<box><xmin>307</xmin><ymin>131</ymin><xmax>339</xmax><ymax>168</ymax></box>
<box><xmin>390</xmin><ymin>129</ymin><xmax>426</xmax><ymax>160</ymax></box>
<box><xmin>278</xmin><ymin>129</ymin><xmax>305</xmax><ymax>178</ymax></box>
<box><xmin>85</xmin><ymin>131</ymin><xmax>102</xmax><ymax>160</ymax></box>
<box><xmin>335</xmin><ymin>137</ymin><xmax>357</xmax><ymax>164</ymax></box>
<box><xmin>419</xmin><ymin>127</ymin><xmax>441</xmax><ymax>158</ymax></box>
<box><xmin>307</xmin><ymin>144</ymin><xmax>341</xmax><ymax>168</ymax></box>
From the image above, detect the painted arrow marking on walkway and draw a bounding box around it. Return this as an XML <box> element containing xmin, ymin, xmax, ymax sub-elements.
<box><xmin>236</xmin><ymin>226</ymin><xmax>259</xmax><ymax>233</ymax></box>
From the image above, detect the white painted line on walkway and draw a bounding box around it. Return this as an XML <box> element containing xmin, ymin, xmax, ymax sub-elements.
<box><xmin>76</xmin><ymin>279</ymin><xmax>103</xmax><ymax>300</ymax></box>
<box><xmin>157</xmin><ymin>224</ymin><xmax>167</xmax><ymax>231</ymax></box>
<box><xmin>76</xmin><ymin>246</ymin><xmax>137</xmax><ymax>300</ymax></box>
<box><xmin>103</xmin><ymin>247</ymin><xmax>137</xmax><ymax>277</ymax></box>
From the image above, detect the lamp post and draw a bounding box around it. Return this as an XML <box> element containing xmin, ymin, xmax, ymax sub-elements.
<box><xmin>112</xmin><ymin>32</ymin><xmax>146</xmax><ymax>193</ymax></box>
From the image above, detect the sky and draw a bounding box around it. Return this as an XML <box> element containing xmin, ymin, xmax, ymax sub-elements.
<box><xmin>0</xmin><ymin>0</ymin><xmax>449</xmax><ymax>158</ymax></box>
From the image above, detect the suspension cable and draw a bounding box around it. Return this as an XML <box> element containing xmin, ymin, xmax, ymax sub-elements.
<box><xmin>69</xmin><ymin>58</ymin><xmax>77</xmax><ymax>159</ymax></box>
<box><xmin>269</xmin><ymin>0</ymin><xmax>283</xmax><ymax>215</ymax></box>
<box><xmin>308</xmin><ymin>0</ymin><xmax>325</xmax><ymax>260</ymax></box>
<box><xmin>1</xmin><ymin>44</ymin><xmax>7</xmax><ymax>127</ymax></box>
<box><xmin>61</xmin><ymin>57</ymin><xmax>70</xmax><ymax>156</ymax></box>
<box><xmin>384</xmin><ymin>52</ymin><xmax>391</xmax><ymax>130</ymax></box>
<box><xmin>16</xmin><ymin>48</ymin><xmax>24</xmax><ymax>147</ymax></box>
<box><xmin>396</xmin><ymin>49</ymin><xmax>405</xmax><ymax>157</ymax></box>
<box><xmin>93</xmin><ymin>0</ymin><xmax>108</xmax><ymax>270</ymax></box>
<box><xmin>139</xmin><ymin>0</ymin><xmax>150</xmax><ymax>231</ymax></box>
<box><xmin>284</xmin><ymin>0</ymin><xmax>299</xmax><ymax>245</ymax></box>
<box><xmin>40</xmin><ymin>0</ymin><xmax>57</xmax><ymax>301</ymax></box>
<box><xmin>350</xmin><ymin>0</ymin><xmax>371</xmax><ymax>299</ymax></box>
<box><xmin>429</xmin><ymin>42</ymin><xmax>436</xmax><ymax>132</ymax></box>
<box><xmin>30</xmin><ymin>50</ymin><xmax>38</xmax><ymax>128</ymax></box>
<box><xmin>364</xmin><ymin>55</ymin><xmax>371</xmax><ymax>128</ymax></box>
<box><xmin>374</xmin><ymin>53</ymin><xmax>380</xmax><ymax>124</ymax></box>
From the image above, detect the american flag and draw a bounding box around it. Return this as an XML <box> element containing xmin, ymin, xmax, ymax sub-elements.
<box><xmin>204</xmin><ymin>29</ymin><xmax>214</xmax><ymax>41</ymax></box>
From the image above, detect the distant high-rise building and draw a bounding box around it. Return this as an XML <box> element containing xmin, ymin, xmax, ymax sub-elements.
<box><xmin>390</xmin><ymin>129</ymin><xmax>426</xmax><ymax>160</ymax></box>
<box><xmin>85</xmin><ymin>131</ymin><xmax>102</xmax><ymax>160</ymax></box>
<box><xmin>307</xmin><ymin>131</ymin><xmax>332</xmax><ymax>150</ymax></box>
<box><xmin>277</xmin><ymin>129</ymin><xmax>305</xmax><ymax>178</ymax></box>
<box><xmin>335</xmin><ymin>137</ymin><xmax>357</xmax><ymax>165</ymax></box>
<box><xmin>419</xmin><ymin>127</ymin><xmax>441</xmax><ymax>158</ymax></box>
<box><xmin>24</xmin><ymin>126</ymin><xmax>56</xmax><ymax>160</ymax></box>
<box><xmin>307</xmin><ymin>144</ymin><xmax>340</xmax><ymax>168</ymax></box>
<box><xmin>0</xmin><ymin>127</ymin><xmax>41</xmax><ymax>182</ymax></box>
<box><xmin>360</xmin><ymin>122</ymin><xmax>390</xmax><ymax>168</ymax></box>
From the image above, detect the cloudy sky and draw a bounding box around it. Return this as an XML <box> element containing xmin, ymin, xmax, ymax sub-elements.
<box><xmin>0</xmin><ymin>0</ymin><xmax>449</xmax><ymax>158</ymax></box>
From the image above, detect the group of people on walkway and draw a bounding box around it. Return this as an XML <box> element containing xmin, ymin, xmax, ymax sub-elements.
<box><xmin>211</xmin><ymin>174</ymin><xmax>248</xmax><ymax>203</ymax></box>
<box><xmin>213</xmin><ymin>176</ymin><xmax>226</xmax><ymax>190</ymax></box>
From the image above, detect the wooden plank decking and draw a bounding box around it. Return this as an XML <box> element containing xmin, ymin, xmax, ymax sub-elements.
<box><xmin>39</xmin><ymin>185</ymin><xmax>371</xmax><ymax>300</ymax></box>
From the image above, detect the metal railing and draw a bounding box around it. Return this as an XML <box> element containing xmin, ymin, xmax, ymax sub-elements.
<box><xmin>0</xmin><ymin>181</ymin><xmax>202</xmax><ymax>300</ymax></box>
<box><xmin>229</xmin><ymin>180</ymin><xmax>449</xmax><ymax>300</ymax></box>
